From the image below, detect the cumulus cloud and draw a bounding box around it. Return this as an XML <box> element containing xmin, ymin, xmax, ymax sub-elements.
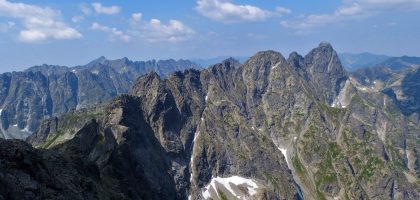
<box><xmin>281</xmin><ymin>0</ymin><xmax>420</xmax><ymax>29</ymax></box>
<box><xmin>195</xmin><ymin>0</ymin><xmax>272</xmax><ymax>22</ymax></box>
<box><xmin>91</xmin><ymin>11</ymin><xmax>195</xmax><ymax>43</ymax></box>
<box><xmin>71</xmin><ymin>15</ymin><xmax>84</xmax><ymax>23</ymax></box>
<box><xmin>131</xmin><ymin>13</ymin><xmax>142</xmax><ymax>22</ymax></box>
<box><xmin>0</xmin><ymin>0</ymin><xmax>82</xmax><ymax>42</ymax></box>
<box><xmin>143</xmin><ymin>19</ymin><xmax>195</xmax><ymax>42</ymax></box>
<box><xmin>92</xmin><ymin>3</ymin><xmax>120</xmax><ymax>15</ymax></box>
<box><xmin>91</xmin><ymin>22</ymin><xmax>130</xmax><ymax>42</ymax></box>
<box><xmin>275</xmin><ymin>6</ymin><xmax>292</xmax><ymax>15</ymax></box>
<box><xmin>129</xmin><ymin>15</ymin><xmax>195</xmax><ymax>42</ymax></box>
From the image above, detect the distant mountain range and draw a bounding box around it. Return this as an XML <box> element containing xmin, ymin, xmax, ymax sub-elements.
<box><xmin>1</xmin><ymin>42</ymin><xmax>418</xmax><ymax>199</ymax></box>
<box><xmin>339</xmin><ymin>52</ymin><xmax>420</xmax><ymax>71</ymax></box>
<box><xmin>0</xmin><ymin>57</ymin><xmax>201</xmax><ymax>139</ymax></box>
<box><xmin>191</xmin><ymin>56</ymin><xmax>249</xmax><ymax>68</ymax></box>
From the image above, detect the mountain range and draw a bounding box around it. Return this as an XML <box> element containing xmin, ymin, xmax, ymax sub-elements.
<box><xmin>339</xmin><ymin>53</ymin><xmax>420</xmax><ymax>71</ymax></box>
<box><xmin>1</xmin><ymin>42</ymin><xmax>419</xmax><ymax>199</ymax></box>
<box><xmin>0</xmin><ymin>57</ymin><xmax>200</xmax><ymax>139</ymax></box>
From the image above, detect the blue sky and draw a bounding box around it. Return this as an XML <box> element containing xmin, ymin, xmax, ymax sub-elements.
<box><xmin>0</xmin><ymin>0</ymin><xmax>419</xmax><ymax>72</ymax></box>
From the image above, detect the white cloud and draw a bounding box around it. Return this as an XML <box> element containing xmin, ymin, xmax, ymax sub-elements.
<box><xmin>91</xmin><ymin>22</ymin><xmax>130</xmax><ymax>42</ymax></box>
<box><xmin>130</xmin><ymin>17</ymin><xmax>195</xmax><ymax>42</ymax></box>
<box><xmin>0</xmin><ymin>0</ymin><xmax>82</xmax><ymax>42</ymax></box>
<box><xmin>92</xmin><ymin>3</ymin><xmax>120</xmax><ymax>15</ymax></box>
<box><xmin>281</xmin><ymin>0</ymin><xmax>420</xmax><ymax>29</ymax></box>
<box><xmin>91</xmin><ymin>12</ymin><xmax>195</xmax><ymax>43</ymax></box>
<box><xmin>71</xmin><ymin>15</ymin><xmax>84</xmax><ymax>23</ymax></box>
<box><xmin>195</xmin><ymin>0</ymin><xmax>272</xmax><ymax>22</ymax></box>
<box><xmin>275</xmin><ymin>6</ymin><xmax>292</xmax><ymax>15</ymax></box>
<box><xmin>80</xmin><ymin>5</ymin><xmax>92</xmax><ymax>15</ymax></box>
<box><xmin>131</xmin><ymin>13</ymin><xmax>142</xmax><ymax>22</ymax></box>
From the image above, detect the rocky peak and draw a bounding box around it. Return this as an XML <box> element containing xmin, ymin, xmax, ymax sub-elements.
<box><xmin>247</xmin><ymin>50</ymin><xmax>286</xmax><ymax>65</ymax></box>
<box><xmin>304</xmin><ymin>42</ymin><xmax>340</xmax><ymax>73</ymax></box>
<box><xmin>85</xmin><ymin>56</ymin><xmax>107</xmax><ymax>68</ymax></box>
<box><xmin>287</xmin><ymin>51</ymin><xmax>305</xmax><ymax>69</ymax></box>
<box><xmin>319</xmin><ymin>41</ymin><xmax>333</xmax><ymax>48</ymax></box>
<box><xmin>303</xmin><ymin>42</ymin><xmax>348</xmax><ymax>103</ymax></box>
<box><xmin>130</xmin><ymin>71</ymin><xmax>162</xmax><ymax>97</ymax></box>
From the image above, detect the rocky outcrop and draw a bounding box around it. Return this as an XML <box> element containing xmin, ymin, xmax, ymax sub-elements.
<box><xmin>0</xmin><ymin>138</ymin><xmax>119</xmax><ymax>200</ymax></box>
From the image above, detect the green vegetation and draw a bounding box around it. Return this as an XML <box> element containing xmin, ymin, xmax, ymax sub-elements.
<box><xmin>217</xmin><ymin>190</ymin><xmax>228</xmax><ymax>200</ymax></box>
<box><xmin>351</xmin><ymin>94</ymin><xmax>374</xmax><ymax>109</ymax></box>
<box><xmin>319</xmin><ymin>103</ymin><xmax>346</xmax><ymax>118</ymax></box>
<box><xmin>43</xmin><ymin>129</ymin><xmax>65</xmax><ymax>148</ymax></box>
<box><xmin>359</xmin><ymin>157</ymin><xmax>383</xmax><ymax>181</ymax></box>
<box><xmin>292</xmin><ymin>156</ymin><xmax>306</xmax><ymax>175</ymax></box>
<box><xmin>263</xmin><ymin>172</ymin><xmax>280</xmax><ymax>187</ymax></box>
<box><xmin>316</xmin><ymin>188</ymin><xmax>327</xmax><ymax>200</ymax></box>
<box><xmin>223</xmin><ymin>113</ymin><xmax>238</xmax><ymax>128</ymax></box>
<box><xmin>328</xmin><ymin>143</ymin><xmax>341</xmax><ymax>159</ymax></box>
<box><xmin>315</xmin><ymin>142</ymin><xmax>342</xmax><ymax>196</ymax></box>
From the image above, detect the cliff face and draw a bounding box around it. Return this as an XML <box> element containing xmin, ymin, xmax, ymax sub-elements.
<box><xmin>0</xmin><ymin>58</ymin><xmax>200</xmax><ymax>139</ymax></box>
<box><xmin>20</xmin><ymin>43</ymin><xmax>420</xmax><ymax>199</ymax></box>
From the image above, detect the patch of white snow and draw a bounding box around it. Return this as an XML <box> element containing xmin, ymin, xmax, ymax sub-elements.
<box><xmin>202</xmin><ymin>176</ymin><xmax>259</xmax><ymax>199</ymax></box>
<box><xmin>22</xmin><ymin>126</ymin><xmax>30</xmax><ymax>132</ymax></box>
<box><xmin>271</xmin><ymin>62</ymin><xmax>281</xmax><ymax>70</ymax></box>
<box><xmin>278</xmin><ymin>148</ymin><xmax>290</xmax><ymax>167</ymax></box>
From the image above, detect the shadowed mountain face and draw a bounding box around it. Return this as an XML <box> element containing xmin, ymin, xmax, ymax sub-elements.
<box><xmin>16</xmin><ymin>43</ymin><xmax>420</xmax><ymax>200</ymax></box>
<box><xmin>0</xmin><ymin>57</ymin><xmax>200</xmax><ymax>139</ymax></box>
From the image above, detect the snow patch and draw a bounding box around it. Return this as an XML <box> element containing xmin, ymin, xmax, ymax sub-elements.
<box><xmin>293</xmin><ymin>137</ymin><xmax>297</xmax><ymax>140</ymax></box>
<box><xmin>278</xmin><ymin>148</ymin><xmax>290</xmax><ymax>168</ymax></box>
<box><xmin>193</xmin><ymin>131</ymin><xmax>200</xmax><ymax>143</ymax></box>
<box><xmin>91</xmin><ymin>70</ymin><xmax>99</xmax><ymax>75</ymax></box>
<box><xmin>271</xmin><ymin>62</ymin><xmax>281</xmax><ymax>70</ymax></box>
<box><xmin>22</xmin><ymin>126</ymin><xmax>30</xmax><ymax>132</ymax></box>
<box><xmin>251</xmin><ymin>126</ymin><xmax>255</xmax><ymax>130</ymax></box>
<box><xmin>71</xmin><ymin>69</ymin><xmax>76</xmax><ymax>73</ymax></box>
<box><xmin>205</xmin><ymin>95</ymin><xmax>208</xmax><ymax>102</ymax></box>
<box><xmin>12</xmin><ymin>124</ymin><xmax>18</xmax><ymax>127</ymax></box>
<box><xmin>202</xmin><ymin>176</ymin><xmax>259</xmax><ymax>199</ymax></box>
<box><xmin>0</xmin><ymin>109</ymin><xmax>2</xmax><ymax>116</ymax></box>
